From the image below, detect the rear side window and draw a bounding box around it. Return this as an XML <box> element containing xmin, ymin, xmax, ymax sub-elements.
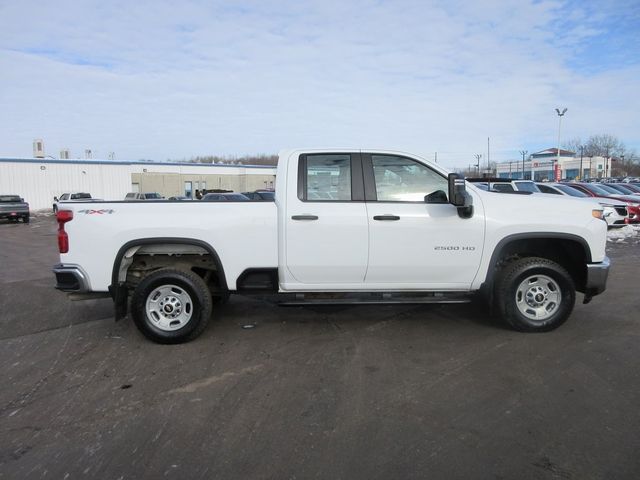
<box><xmin>537</xmin><ymin>184</ymin><xmax>560</xmax><ymax>194</ymax></box>
<box><xmin>301</xmin><ymin>154</ymin><xmax>352</xmax><ymax>201</ymax></box>
<box><xmin>492</xmin><ymin>184</ymin><xmax>515</xmax><ymax>192</ymax></box>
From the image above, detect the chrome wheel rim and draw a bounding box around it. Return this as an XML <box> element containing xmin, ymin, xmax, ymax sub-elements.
<box><xmin>515</xmin><ymin>274</ymin><xmax>561</xmax><ymax>322</ymax></box>
<box><xmin>145</xmin><ymin>284</ymin><xmax>193</xmax><ymax>331</ymax></box>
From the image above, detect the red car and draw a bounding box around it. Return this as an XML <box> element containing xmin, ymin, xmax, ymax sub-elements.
<box><xmin>566</xmin><ymin>183</ymin><xmax>640</xmax><ymax>224</ymax></box>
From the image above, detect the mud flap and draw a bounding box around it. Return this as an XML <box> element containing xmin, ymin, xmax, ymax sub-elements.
<box><xmin>109</xmin><ymin>283</ymin><xmax>129</xmax><ymax>321</ymax></box>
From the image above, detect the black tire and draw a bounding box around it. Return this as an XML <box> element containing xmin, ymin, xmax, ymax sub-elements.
<box><xmin>23</xmin><ymin>216</ymin><xmax>30</xmax><ymax>224</ymax></box>
<box><xmin>495</xmin><ymin>257</ymin><xmax>575</xmax><ymax>332</ymax></box>
<box><xmin>131</xmin><ymin>269</ymin><xmax>213</xmax><ymax>344</ymax></box>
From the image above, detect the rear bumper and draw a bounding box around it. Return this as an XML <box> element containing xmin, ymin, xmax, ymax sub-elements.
<box><xmin>53</xmin><ymin>264</ymin><xmax>90</xmax><ymax>292</ymax></box>
<box><xmin>0</xmin><ymin>211</ymin><xmax>29</xmax><ymax>219</ymax></box>
<box><xmin>585</xmin><ymin>256</ymin><xmax>610</xmax><ymax>296</ymax></box>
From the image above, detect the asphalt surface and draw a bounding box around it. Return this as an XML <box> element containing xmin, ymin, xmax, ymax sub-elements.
<box><xmin>1</xmin><ymin>216</ymin><xmax>639</xmax><ymax>479</ymax></box>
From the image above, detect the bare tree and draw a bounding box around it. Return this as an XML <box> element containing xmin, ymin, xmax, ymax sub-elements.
<box><xmin>562</xmin><ymin>137</ymin><xmax>583</xmax><ymax>154</ymax></box>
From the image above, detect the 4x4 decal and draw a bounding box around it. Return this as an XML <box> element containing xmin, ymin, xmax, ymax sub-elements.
<box><xmin>77</xmin><ymin>209</ymin><xmax>114</xmax><ymax>215</ymax></box>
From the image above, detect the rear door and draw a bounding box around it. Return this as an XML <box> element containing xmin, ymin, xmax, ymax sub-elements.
<box><xmin>284</xmin><ymin>152</ymin><xmax>368</xmax><ymax>285</ymax></box>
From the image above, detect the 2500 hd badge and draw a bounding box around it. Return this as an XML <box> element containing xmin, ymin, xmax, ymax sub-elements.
<box><xmin>434</xmin><ymin>246</ymin><xmax>476</xmax><ymax>251</ymax></box>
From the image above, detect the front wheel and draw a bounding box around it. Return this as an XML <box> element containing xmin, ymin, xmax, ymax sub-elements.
<box><xmin>131</xmin><ymin>269</ymin><xmax>213</xmax><ymax>344</ymax></box>
<box><xmin>495</xmin><ymin>257</ymin><xmax>575</xmax><ymax>332</ymax></box>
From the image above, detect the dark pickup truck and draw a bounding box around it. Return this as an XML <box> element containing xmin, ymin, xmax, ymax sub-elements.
<box><xmin>0</xmin><ymin>195</ymin><xmax>30</xmax><ymax>223</ymax></box>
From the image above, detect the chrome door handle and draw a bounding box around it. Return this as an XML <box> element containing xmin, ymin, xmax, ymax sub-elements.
<box><xmin>373</xmin><ymin>215</ymin><xmax>400</xmax><ymax>221</ymax></box>
<box><xmin>291</xmin><ymin>215</ymin><xmax>319</xmax><ymax>221</ymax></box>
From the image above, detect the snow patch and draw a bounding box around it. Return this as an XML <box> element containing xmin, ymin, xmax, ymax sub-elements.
<box><xmin>607</xmin><ymin>225</ymin><xmax>640</xmax><ymax>242</ymax></box>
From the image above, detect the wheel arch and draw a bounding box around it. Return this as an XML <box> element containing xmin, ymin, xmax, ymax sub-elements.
<box><xmin>480</xmin><ymin>233</ymin><xmax>592</xmax><ymax>299</ymax></box>
<box><xmin>110</xmin><ymin>237</ymin><xmax>228</xmax><ymax>292</ymax></box>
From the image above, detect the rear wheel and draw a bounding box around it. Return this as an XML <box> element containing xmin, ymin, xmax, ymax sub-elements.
<box><xmin>495</xmin><ymin>257</ymin><xmax>575</xmax><ymax>332</ymax></box>
<box><xmin>131</xmin><ymin>269</ymin><xmax>212</xmax><ymax>344</ymax></box>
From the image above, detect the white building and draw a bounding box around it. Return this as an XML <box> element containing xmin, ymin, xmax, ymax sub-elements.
<box><xmin>495</xmin><ymin>148</ymin><xmax>612</xmax><ymax>181</ymax></box>
<box><xmin>0</xmin><ymin>158</ymin><xmax>277</xmax><ymax>210</ymax></box>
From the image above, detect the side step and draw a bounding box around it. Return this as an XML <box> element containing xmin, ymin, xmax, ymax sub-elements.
<box><xmin>278</xmin><ymin>292</ymin><xmax>472</xmax><ymax>306</ymax></box>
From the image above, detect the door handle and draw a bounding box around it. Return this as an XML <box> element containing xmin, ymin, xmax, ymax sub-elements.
<box><xmin>373</xmin><ymin>215</ymin><xmax>400</xmax><ymax>221</ymax></box>
<box><xmin>291</xmin><ymin>215</ymin><xmax>319</xmax><ymax>221</ymax></box>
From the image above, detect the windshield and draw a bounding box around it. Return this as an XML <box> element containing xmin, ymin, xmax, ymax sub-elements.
<box><xmin>582</xmin><ymin>183</ymin><xmax>611</xmax><ymax>196</ymax></box>
<box><xmin>597</xmin><ymin>184</ymin><xmax>624</xmax><ymax>195</ymax></box>
<box><xmin>554</xmin><ymin>184</ymin><xmax>588</xmax><ymax>197</ymax></box>
<box><xmin>608</xmin><ymin>184</ymin><xmax>635</xmax><ymax>195</ymax></box>
<box><xmin>0</xmin><ymin>195</ymin><xmax>21</xmax><ymax>202</ymax></box>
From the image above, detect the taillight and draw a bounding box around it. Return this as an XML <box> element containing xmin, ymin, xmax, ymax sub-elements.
<box><xmin>56</xmin><ymin>210</ymin><xmax>73</xmax><ymax>253</ymax></box>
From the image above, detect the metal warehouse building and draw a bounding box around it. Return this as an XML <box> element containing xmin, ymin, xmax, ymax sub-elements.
<box><xmin>0</xmin><ymin>158</ymin><xmax>277</xmax><ymax>210</ymax></box>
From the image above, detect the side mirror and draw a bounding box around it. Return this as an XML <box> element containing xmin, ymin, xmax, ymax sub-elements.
<box><xmin>447</xmin><ymin>173</ymin><xmax>474</xmax><ymax>218</ymax></box>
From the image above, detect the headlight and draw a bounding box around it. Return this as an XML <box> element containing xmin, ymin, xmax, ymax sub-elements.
<box><xmin>592</xmin><ymin>209</ymin><xmax>604</xmax><ymax>220</ymax></box>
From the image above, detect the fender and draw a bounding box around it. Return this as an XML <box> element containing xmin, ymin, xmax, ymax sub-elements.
<box><xmin>109</xmin><ymin>237</ymin><xmax>229</xmax><ymax>320</ymax></box>
<box><xmin>478</xmin><ymin>232</ymin><xmax>592</xmax><ymax>299</ymax></box>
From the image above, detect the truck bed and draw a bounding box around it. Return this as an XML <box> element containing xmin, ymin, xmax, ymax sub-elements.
<box><xmin>59</xmin><ymin>201</ymin><xmax>278</xmax><ymax>291</ymax></box>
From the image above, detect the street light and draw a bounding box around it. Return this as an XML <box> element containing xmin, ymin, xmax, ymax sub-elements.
<box><xmin>555</xmin><ymin>107</ymin><xmax>567</xmax><ymax>181</ymax></box>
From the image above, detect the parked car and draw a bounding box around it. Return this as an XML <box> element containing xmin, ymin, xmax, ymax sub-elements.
<box><xmin>124</xmin><ymin>192</ymin><xmax>164</xmax><ymax>200</ymax></box>
<box><xmin>241</xmin><ymin>190</ymin><xmax>276</xmax><ymax>201</ymax></box>
<box><xmin>0</xmin><ymin>194</ymin><xmax>30</xmax><ymax>223</ymax></box>
<box><xmin>565</xmin><ymin>183</ymin><xmax>640</xmax><ymax>224</ymax></box>
<box><xmin>53</xmin><ymin>192</ymin><xmax>100</xmax><ymax>213</ymax></box>
<box><xmin>201</xmin><ymin>193</ymin><xmax>250</xmax><ymax>202</ymax></box>
<box><xmin>602</xmin><ymin>183</ymin><xmax>640</xmax><ymax>198</ymax></box>
<box><xmin>52</xmin><ymin>148</ymin><xmax>610</xmax><ymax>343</ymax></box>
<box><xmin>167</xmin><ymin>196</ymin><xmax>192</xmax><ymax>201</ymax></box>
<box><xmin>467</xmin><ymin>178</ymin><xmax>540</xmax><ymax>193</ymax></box>
<box><xmin>536</xmin><ymin>183</ymin><xmax>628</xmax><ymax>228</ymax></box>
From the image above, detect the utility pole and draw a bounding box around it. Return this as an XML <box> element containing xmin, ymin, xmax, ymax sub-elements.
<box><xmin>519</xmin><ymin>150</ymin><xmax>528</xmax><ymax>180</ymax></box>
<box><xmin>555</xmin><ymin>108</ymin><xmax>567</xmax><ymax>181</ymax></box>
<box><xmin>588</xmin><ymin>156</ymin><xmax>593</xmax><ymax>179</ymax></box>
<box><xmin>579</xmin><ymin>145</ymin><xmax>584</xmax><ymax>180</ymax></box>
<box><xmin>434</xmin><ymin>152</ymin><xmax>438</xmax><ymax>163</ymax></box>
<box><xmin>487</xmin><ymin>137</ymin><xmax>490</xmax><ymax>173</ymax></box>
<box><xmin>474</xmin><ymin>154</ymin><xmax>482</xmax><ymax>175</ymax></box>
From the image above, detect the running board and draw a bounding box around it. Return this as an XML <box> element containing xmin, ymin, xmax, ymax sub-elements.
<box><xmin>278</xmin><ymin>292</ymin><xmax>472</xmax><ymax>306</ymax></box>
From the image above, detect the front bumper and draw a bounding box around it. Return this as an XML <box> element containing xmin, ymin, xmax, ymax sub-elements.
<box><xmin>585</xmin><ymin>256</ymin><xmax>610</xmax><ymax>297</ymax></box>
<box><xmin>53</xmin><ymin>264</ymin><xmax>91</xmax><ymax>292</ymax></box>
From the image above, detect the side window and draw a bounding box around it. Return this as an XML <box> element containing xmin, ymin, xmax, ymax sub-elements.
<box><xmin>371</xmin><ymin>155</ymin><xmax>447</xmax><ymax>202</ymax></box>
<box><xmin>492</xmin><ymin>184</ymin><xmax>515</xmax><ymax>192</ymax></box>
<box><xmin>538</xmin><ymin>184</ymin><xmax>560</xmax><ymax>194</ymax></box>
<box><xmin>303</xmin><ymin>154</ymin><xmax>352</xmax><ymax>201</ymax></box>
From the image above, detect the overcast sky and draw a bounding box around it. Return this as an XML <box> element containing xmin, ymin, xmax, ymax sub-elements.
<box><xmin>1</xmin><ymin>0</ymin><xmax>638</xmax><ymax>168</ymax></box>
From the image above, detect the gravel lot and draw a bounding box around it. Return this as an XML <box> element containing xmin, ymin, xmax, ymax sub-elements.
<box><xmin>1</xmin><ymin>216</ymin><xmax>639</xmax><ymax>479</ymax></box>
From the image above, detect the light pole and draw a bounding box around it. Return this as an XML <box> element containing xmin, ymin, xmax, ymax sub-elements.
<box><xmin>474</xmin><ymin>154</ymin><xmax>482</xmax><ymax>175</ymax></box>
<box><xmin>588</xmin><ymin>155</ymin><xmax>593</xmax><ymax>179</ymax></box>
<box><xmin>519</xmin><ymin>150</ymin><xmax>528</xmax><ymax>179</ymax></box>
<box><xmin>555</xmin><ymin>107</ymin><xmax>567</xmax><ymax>181</ymax></box>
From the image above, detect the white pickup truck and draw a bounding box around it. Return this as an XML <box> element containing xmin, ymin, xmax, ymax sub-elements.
<box><xmin>53</xmin><ymin>149</ymin><xmax>610</xmax><ymax>343</ymax></box>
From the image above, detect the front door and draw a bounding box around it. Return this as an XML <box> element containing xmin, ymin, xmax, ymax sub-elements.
<box><xmin>363</xmin><ymin>153</ymin><xmax>484</xmax><ymax>289</ymax></box>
